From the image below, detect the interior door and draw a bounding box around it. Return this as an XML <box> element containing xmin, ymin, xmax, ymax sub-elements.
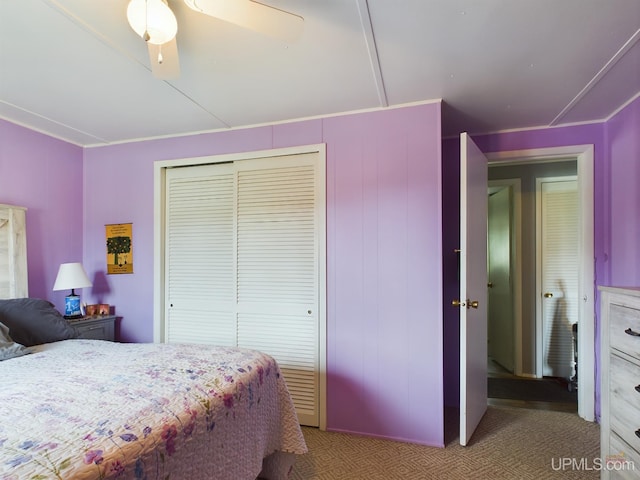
<box><xmin>537</xmin><ymin>177</ymin><xmax>578</xmax><ymax>379</ymax></box>
<box><xmin>459</xmin><ymin>133</ymin><xmax>488</xmax><ymax>446</ymax></box>
<box><xmin>235</xmin><ymin>154</ymin><xmax>322</xmax><ymax>427</ymax></box>
<box><xmin>487</xmin><ymin>186</ymin><xmax>514</xmax><ymax>373</ymax></box>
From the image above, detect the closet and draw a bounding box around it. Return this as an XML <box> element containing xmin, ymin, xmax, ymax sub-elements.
<box><xmin>0</xmin><ymin>204</ymin><xmax>28</xmax><ymax>299</ymax></box>
<box><xmin>162</xmin><ymin>150</ymin><xmax>325</xmax><ymax>427</ymax></box>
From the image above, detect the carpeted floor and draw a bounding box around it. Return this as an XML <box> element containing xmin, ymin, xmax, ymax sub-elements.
<box><xmin>488</xmin><ymin>377</ymin><xmax>577</xmax><ymax>403</ymax></box>
<box><xmin>290</xmin><ymin>406</ymin><xmax>599</xmax><ymax>479</ymax></box>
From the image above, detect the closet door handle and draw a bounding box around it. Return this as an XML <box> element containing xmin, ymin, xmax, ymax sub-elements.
<box><xmin>625</xmin><ymin>328</ymin><xmax>640</xmax><ymax>337</ymax></box>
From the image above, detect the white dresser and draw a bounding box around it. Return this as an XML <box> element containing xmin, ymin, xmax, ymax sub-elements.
<box><xmin>600</xmin><ymin>286</ymin><xmax>640</xmax><ymax>479</ymax></box>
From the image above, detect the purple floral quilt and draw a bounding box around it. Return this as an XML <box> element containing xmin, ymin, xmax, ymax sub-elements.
<box><xmin>0</xmin><ymin>340</ymin><xmax>307</xmax><ymax>479</ymax></box>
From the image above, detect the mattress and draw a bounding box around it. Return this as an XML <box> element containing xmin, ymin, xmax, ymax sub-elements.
<box><xmin>0</xmin><ymin>339</ymin><xmax>307</xmax><ymax>479</ymax></box>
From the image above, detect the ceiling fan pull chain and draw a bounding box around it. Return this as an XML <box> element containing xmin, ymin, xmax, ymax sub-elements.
<box><xmin>143</xmin><ymin>0</ymin><xmax>150</xmax><ymax>42</ymax></box>
<box><xmin>158</xmin><ymin>45</ymin><xmax>164</xmax><ymax>65</ymax></box>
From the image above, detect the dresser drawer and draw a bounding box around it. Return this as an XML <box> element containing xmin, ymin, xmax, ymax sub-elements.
<box><xmin>608</xmin><ymin>434</ymin><xmax>640</xmax><ymax>480</ymax></box>
<box><xmin>609</xmin><ymin>354</ymin><xmax>640</xmax><ymax>453</ymax></box>
<box><xmin>610</xmin><ymin>304</ymin><xmax>640</xmax><ymax>361</ymax></box>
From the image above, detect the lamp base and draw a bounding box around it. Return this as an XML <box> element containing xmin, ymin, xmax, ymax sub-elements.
<box><xmin>64</xmin><ymin>294</ymin><xmax>82</xmax><ymax>319</ymax></box>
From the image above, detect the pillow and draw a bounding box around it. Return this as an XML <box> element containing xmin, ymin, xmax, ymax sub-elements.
<box><xmin>0</xmin><ymin>321</ymin><xmax>31</xmax><ymax>360</ymax></box>
<box><xmin>0</xmin><ymin>298</ymin><xmax>79</xmax><ymax>347</ymax></box>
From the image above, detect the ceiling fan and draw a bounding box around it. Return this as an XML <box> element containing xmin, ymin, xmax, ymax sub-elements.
<box><xmin>126</xmin><ymin>0</ymin><xmax>304</xmax><ymax>79</ymax></box>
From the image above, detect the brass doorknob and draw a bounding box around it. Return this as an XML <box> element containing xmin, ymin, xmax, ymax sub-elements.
<box><xmin>453</xmin><ymin>299</ymin><xmax>478</xmax><ymax>309</ymax></box>
<box><xmin>544</xmin><ymin>292</ymin><xmax>553</xmax><ymax>298</ymax></box>
<box><xmin>487</xmin><ymin>282</ymin><xmax>493</xmax><ymax>288</ymax></box>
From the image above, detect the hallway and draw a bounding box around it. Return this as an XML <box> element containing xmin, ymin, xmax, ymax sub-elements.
<box><xmin>487</xmin><ymin>357</ymin><xmax>577</xmax><ymax>413</ymax></box>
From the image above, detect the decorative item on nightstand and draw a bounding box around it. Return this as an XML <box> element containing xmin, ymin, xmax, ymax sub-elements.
<box><xmin>53</xmin><ymin>262</ymin><xmax>92</xmax><ymax>319</ymax></box>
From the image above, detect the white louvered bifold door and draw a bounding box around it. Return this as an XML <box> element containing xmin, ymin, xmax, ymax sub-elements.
<box><xmin>235</xmin><ymin>154</ymin><xmax>320</xmax><ymax>427</ymax></box>
<box><xmin>164</xmin><ymin>153</ymin><xmax>321</xmax><ymax>427</ymax></box>
<box><xmin>539</xmin><ymin>178</ymin><xmax>578</xmax><ymax>379</ymax></box>
<box><xmin>165</xmin><ymin>164</ymin><xmax>237</xmax><ymax>346</ymax></box>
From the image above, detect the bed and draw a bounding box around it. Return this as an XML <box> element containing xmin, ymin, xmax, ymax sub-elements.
<box><xmin>0</xmin><ymin>298</ymin><xmax>307</xmax><ymax>480</ymax></box>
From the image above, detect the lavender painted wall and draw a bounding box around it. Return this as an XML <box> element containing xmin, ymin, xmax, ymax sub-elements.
<box><xmin>83</xmin><ymin>104</ymin><xmax>445</xmax><ymax>446</ymax></box>
<box><xmin>323</xmin><ymin>107</ymin><xmax>442</xmax><ymax>445</ymax></box>
<box><xmin>606</xmin><ymin>98</ymin><xmax>640</xmax><ymax>286</ymax></box>
<box><xmin>0</xmin><ymin>119</ymin><xmax>84</xmax><ymax>307</ymax></box>
<box><xmin>441</xmin><ymin>137</ymin><xmax>461</xmax><ymax>408</ymax></box>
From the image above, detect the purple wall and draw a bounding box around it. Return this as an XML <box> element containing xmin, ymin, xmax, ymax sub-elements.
<box><xmin>0</xmin><ymin>120</ymin><xmax>84</xmax><ymax>307</ymax></box>
<box><xmin>323</xmin><ymin>108</ymin><xmax>443</xmax><ymax>444</ymax></box>
<box><xmin>83</xmin><ymin>104</ymin><xmax>445</xmax><ymax>446</ymax></box>
<box><xmin>606</xmin><ymin>98</ymin><xmax>640</xmax><ymax>285</ymax></box>
<box><xmin>441</xmin><ymin>137</ymin><xmax>462</xmax><ymax>407</ymax></box>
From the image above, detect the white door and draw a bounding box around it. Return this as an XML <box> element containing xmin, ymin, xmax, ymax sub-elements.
<box><xmin>487</xmin><ymin>186</ymin><xmax>514</xmax><ymax>373</ymax></box>
<box><xmin>536</xmin><ymin>177</ymin><xmax>578</xmax><ymax>379</ymax></box>
<box><xmin>234</xmin><ymin>154</ymin><xmax>322</xmax><ymax>427</ymax></box>
<box><xmin>164</xmin><ymin>151</ymin><xmax>325</xmax><ymax>427</ymax></box>
<box><xmin>165</xmin><ymin>163</ymin><xmax>237</xmax><ymax>346</ymax></box>
<box><xmin>459</xmin><ymin>133</ymin><xmax>488</xmax><ymax>446</ymax></box>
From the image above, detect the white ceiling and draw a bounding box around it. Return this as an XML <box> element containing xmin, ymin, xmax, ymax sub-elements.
<box><xmin>1</xmin><ymin>0</ymin><xmax>639</xmax><ymax>147</ymax></box>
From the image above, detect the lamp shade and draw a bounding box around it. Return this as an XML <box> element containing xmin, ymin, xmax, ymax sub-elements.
<box><xmin>53</xmin><ymin>263</ymin><xmax>92</xmax><ymax>291</ymax></box>
<box><xmin>127</xmin><ymin>0</ymin><xmax>178</xmax><ymax>45</ymax></box>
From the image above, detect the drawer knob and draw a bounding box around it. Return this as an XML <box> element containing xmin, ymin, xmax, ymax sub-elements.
<box><xmin>624</xmin><ymin>328</ymin><xmax>640</xmax><ymax>337</ymax></box>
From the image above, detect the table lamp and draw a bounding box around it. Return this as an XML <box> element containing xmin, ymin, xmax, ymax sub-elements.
<box><xmin>53</xmin><ymin>262</ymin><xmax>93</xmax><ymax>319</ymax></box>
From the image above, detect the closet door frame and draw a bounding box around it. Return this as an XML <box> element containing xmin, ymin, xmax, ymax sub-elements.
<box><xmin>153</xmin><ymin>144</ymin><xmax>327</xmax><ymax>430</ymax></box>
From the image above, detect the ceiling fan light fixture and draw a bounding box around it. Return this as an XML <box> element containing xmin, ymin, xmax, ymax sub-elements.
<box><xmin>127</xmin><ymin>0</ymin><xmax>178</xmax><ymax>45</ymax></box>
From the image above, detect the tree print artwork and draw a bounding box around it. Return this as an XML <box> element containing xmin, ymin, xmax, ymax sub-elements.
<box><xmin>106</xmin><ymin>223</ymin><xmax>134</xmax><ymax>274</ymax></box>
<box><xmin>107</xmin><ymin>236</ymin><xmax>131</xmax><ymax>266</ymax></box>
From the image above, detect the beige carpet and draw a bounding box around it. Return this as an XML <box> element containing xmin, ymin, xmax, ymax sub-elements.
<box><xmin>290</xmin><ymin>406</ymin><xmax>600</xmax><ymax>480</ymax></box>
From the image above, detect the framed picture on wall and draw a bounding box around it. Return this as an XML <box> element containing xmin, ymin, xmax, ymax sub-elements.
<box><xmin>106</xmin><ymin>223</ymin><xmax>133</xmax><ymax>274</ymax></box>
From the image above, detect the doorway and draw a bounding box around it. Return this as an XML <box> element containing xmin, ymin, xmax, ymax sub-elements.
<box><xmin>484</xmin><ymin>146</ymin><xmax>594</xmax><ymax>421</ymax></box>
<box><xmin>487</xmin><ymin>171</ymin><xmax>579</xmax><ymax>411</ymax></box>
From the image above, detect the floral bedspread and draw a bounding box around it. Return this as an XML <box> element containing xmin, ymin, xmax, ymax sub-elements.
<box><xmin>0</xmin><ymin>340</ymin><xmax>307</xmax><ymax>479</ymax></box>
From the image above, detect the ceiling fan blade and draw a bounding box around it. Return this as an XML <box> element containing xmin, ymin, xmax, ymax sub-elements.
<box><xmin>184</xmin><ymin>0</ymin><xmax>303</xmax><ymax>43</ymax></box>
<box><xmin>147</xmin><ymin>37</ymin><xmax>180</xmax><ymax>79</ymax></box>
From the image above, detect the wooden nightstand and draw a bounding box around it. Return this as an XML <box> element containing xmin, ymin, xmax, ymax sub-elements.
<box><xmin>69</xmin><ymin>315</ymin><xmax>117</xmax><ymax>341</ymax></box>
